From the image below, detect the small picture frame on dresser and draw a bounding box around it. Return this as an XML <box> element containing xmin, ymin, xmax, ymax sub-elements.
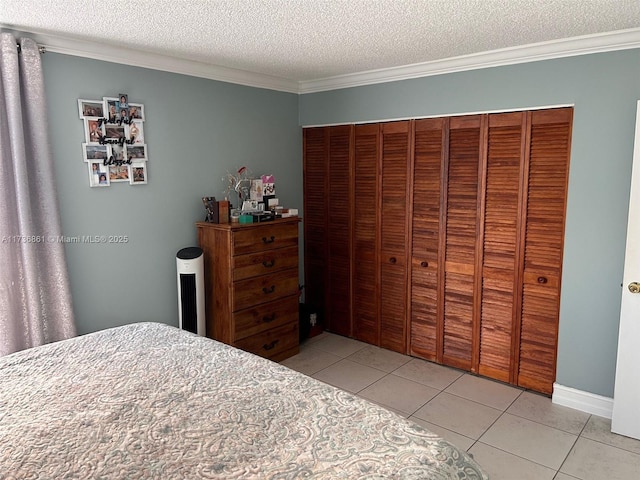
<box><xmin>202</xmin><ymin>197</ymin><xmax>219</xmax><ymax>222</ymax></box>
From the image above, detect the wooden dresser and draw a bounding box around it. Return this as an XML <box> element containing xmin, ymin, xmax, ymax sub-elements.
<box><xmin>196</xmin><ymin>217</ymin><xmax>300</xmax><ymax>361</ymax></box>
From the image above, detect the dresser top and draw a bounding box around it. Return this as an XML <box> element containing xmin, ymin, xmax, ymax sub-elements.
<box><xmin>196</xmin><ymin>216</ymin><xmax>300</xmax><ymax>231</ymax></box>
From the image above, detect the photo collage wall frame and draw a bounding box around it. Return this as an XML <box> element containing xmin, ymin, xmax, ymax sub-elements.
<box><xmin>78</xmin><ymin>94</ymin><xmax>148</xmax><ymax>187</ymax></box>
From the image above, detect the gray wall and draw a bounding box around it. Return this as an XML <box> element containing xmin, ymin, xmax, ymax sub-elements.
<box><xmin>300</xmin><ymin>49</ymin><xmax>640</xmax><ymax>398</ymax></box>
<box><xmin>42</xmin><ymin>54</ymin><xmax>301</xmax><ymax>336</ymax></box>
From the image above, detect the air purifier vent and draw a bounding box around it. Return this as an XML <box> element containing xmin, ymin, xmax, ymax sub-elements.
<box><xmin>179</xmin><ymin>273</ymin><xmax>198</xmax><ymax>334</ymax></box>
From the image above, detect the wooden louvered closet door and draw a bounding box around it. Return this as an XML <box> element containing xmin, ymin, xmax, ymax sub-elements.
<box><xmin>303</xmin><ymin>107</ymin><xmax>572</xmax><ymax>395</ymax></box>
<box><xmin>478</xmin><ymin>112</ymin><xmax>527</xmax><ymax>383</ymax></box>
<box><xmin>441</xmin><ymin>116</ymin><xmax>484</xmax><ymax>370</ymax></box>
<box><xmin>410</xmin><ymin>118</ymin><xmax>446</xmax><ymax>360</ymax></box>
<box><xmin>302</xmin><ymin>128</ymin><xmax>328</xmax><ymax>313</ymax></box>
<box><xmin>353</xmin><ymin>124</ymin><xmax>380</xmax><ymax>345</ymax></box>
<box><xmin>326</xmin><ymin>125</ymin><xmax>353</xmax><ymax>336</ymax></box>
<box><xmin>379</xmin><ymin>121</ymin><xmax>411</xmax><ymax>353</ymax></box>
<box><xmin>517</xmin><ymin>108</ymin><xmax>572</xmax><ymax>394</ymax></box>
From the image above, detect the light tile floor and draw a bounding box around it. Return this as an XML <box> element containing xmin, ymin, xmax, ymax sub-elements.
<box><xmin>281</xmin><ymin>332</ymin><xmax>640</xmax><ymax>480</ymax></box>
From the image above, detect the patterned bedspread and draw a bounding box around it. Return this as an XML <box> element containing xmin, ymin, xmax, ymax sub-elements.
<box><xmin>0</xmin><ymin>322</ymin><xmax>489</xmax><ymax>479</ymax></box>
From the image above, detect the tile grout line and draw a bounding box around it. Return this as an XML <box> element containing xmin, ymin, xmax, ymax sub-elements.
<box><xmin>464</xmin><ymin>389</ymin><xmax>526</xmax><ymax>458</ymax></box>
<box><xmin>472</xmin><ymin>439</ymin><xmax>567</xmax><ymax>476</ymax></box>
<box><xmin>554</xmin><ymin>422</ymin><xmax>583</xmax><ymax>480</ymax></box>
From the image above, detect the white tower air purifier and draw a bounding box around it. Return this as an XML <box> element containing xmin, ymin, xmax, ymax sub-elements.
<box><xmin>176</xmin><ymin>247</ymin><xmax>205</xmax><ymax>336</ymax></box>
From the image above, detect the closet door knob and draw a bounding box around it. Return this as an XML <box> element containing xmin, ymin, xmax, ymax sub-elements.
<box><xmin>537</xmin><ymin>276</ymin><xmax>548</xmax><ymax>284</ymax></box>
<box><xmin>420</xmin><ymin>261</ymin><xmax>428</xmax><ymax>268</ymax></box>
<box><xmin>389</xmin><ymin>257</ymin><xmax>397</xmax><ymax>264</ymax></box>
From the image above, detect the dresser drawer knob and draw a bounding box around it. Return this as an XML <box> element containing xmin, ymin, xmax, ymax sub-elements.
<box><xmin>262</xmin><ymin>313</ymin><xmax>276</xmax><ymax>323</ymax></box>
<box><xmin>263</xmin><ymin>340</ymin><xmax>278</xmax><ymax>351</ymax></box>
<box><xmin>262</xmin><ymin>285</ymin><xmax>276</xmax><ymax>294</ymax></box>
<box><xmin>262</xmin><ymin>236</ymin><xmax>275</xmax><ymax>244</ymax></box>
<box><xmin>262</xmin><ymin>259</ymin><xmax>275</xmax><ymax>267</ymax></box>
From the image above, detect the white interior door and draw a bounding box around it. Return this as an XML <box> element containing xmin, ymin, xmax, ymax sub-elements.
<box><xmin>612</xmin><ymin>100</ymin><xmax>640</xmax><ymax>440</ymax></box>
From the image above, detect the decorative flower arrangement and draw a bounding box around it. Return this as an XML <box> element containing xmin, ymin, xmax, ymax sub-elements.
<box><xmin>222</xmin><ymin>166</ymin><xmax>252</xmax><ymax>208</ymax></box>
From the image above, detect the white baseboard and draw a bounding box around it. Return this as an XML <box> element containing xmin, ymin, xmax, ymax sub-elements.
<box><xmin>552</xmin><ymin>383</ymin><xmax>614</xmax><ymax>419</ymax></box>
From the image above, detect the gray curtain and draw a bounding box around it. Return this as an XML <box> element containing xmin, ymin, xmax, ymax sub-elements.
<box><xmin>0</xmin><ymin>33</ymin><xmax>76</xmax><ymax>355</ymax></box>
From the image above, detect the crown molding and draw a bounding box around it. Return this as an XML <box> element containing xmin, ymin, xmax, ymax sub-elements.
<box><xmin>4</xmin><ymin>26</ymin><xmax>640</xmax><ymax>95</ymax></box>
<box><xmin>298</xmin><ymin>27</ymin><xmax>640</xmax><ymax>94</ymax></box>
<box><xmin>1</xmin><ymin>26</ymin><xmax>299</xmax><ymax>94</ymax></box>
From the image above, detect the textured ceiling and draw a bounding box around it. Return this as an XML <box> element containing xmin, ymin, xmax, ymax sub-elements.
<box><xmin>2</xmin><ymin>0</ymin><xmax>640</xmax><ymax>83</ymax></box>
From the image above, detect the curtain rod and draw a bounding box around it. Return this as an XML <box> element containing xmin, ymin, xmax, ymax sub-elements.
<box><xmin>16</xmin><ymin>44</ymin><xmax>46</xmax><ymax>54</ymax></box>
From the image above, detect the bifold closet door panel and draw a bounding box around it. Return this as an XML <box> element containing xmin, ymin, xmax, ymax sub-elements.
<box><xmin>410</xmin><ymin>118</ymin><xmax>446</xmax><ymax>360</ymax></box>
<box><xmin>303</xmin><ymin>127</ymin><xmax>328</xmax><ymax>314</ymax></box>
<box><xmin>379</xmin><ymin>121</ymin><xmax>411</xmax><ymax>353</ymax></box>
<box><xmin>518</xmin><ymin>108</ymin><xmax>572</xmax><ymax>395</ymax></box>
<box><xmin>478</xmin><ymin>112</ymin><xmax>527</xmax><ymax>383</ymax></box>
<box><xmin>353</xmin><ymin>124</ymin><xmax>380</xmax><ymax>345</ymax></box>
<box><xmin>442</xmin><ymin>116</ymin><xmax>483</xmax><ymax>370</ymax></box>
<box><xmin>326</xmin><ymin>125</ymin><xmax>353</xmax><ymax>337</ymax></box>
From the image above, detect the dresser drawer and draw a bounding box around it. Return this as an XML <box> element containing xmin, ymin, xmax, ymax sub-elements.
<box><xmin>233</xmin><ymin>294</ymin><xmax>298</xmax><ymax>341</ymax></box>
<box><xmin>234</xmin><ymin>320</ymin><xmax>299</xmax><ymax>361</ymax></box>
<box><xmin>232</xmin><ymin>223</ymin><xmax>298</xmax><ymax>255</ymax></box>
<box><xmin>233</xmin><ymin>268</ymin><xmax>299</xmax><ymax>311</ymax></box>
<box><xmin>232</xmin><ymin>246</ymin><xmax>298</xmax><ymax>281</ymax></box>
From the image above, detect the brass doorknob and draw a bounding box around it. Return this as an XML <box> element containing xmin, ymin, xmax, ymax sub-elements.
<box><xmin>629</xmin><ymin>282</ymin><xmax>640</xmax><ymax>294</ymax></box>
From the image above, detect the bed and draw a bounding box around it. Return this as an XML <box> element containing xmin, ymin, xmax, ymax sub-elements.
<box><xmin>0</xmin><ymin>322</ymin><xmax>489</xmax><ymax>479</ymax></box>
